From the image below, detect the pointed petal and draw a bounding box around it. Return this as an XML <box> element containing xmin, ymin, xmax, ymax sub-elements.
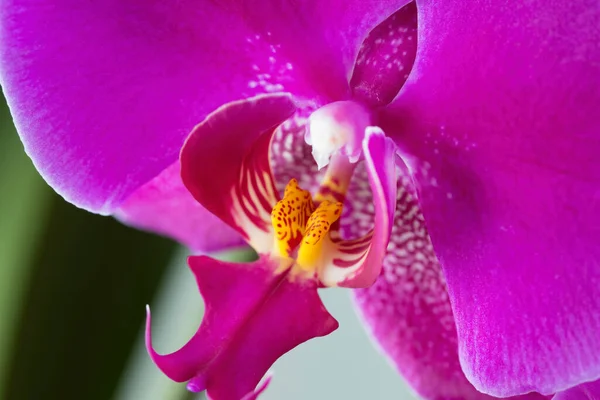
<box><xmin>146</xmin><ymin>255</ymin><xmax>337</xmax><ymax>399</ymax></box>
<box><xmin>114</xmin><ymin>160</ymin><xmax>243</xmax><ymax>252</ymax></box>
<box><xmin>381</xmin><ymin>0</ymin><xmax>600</xmax><ymax>395</ymax></box>
<box><xmin>318</xmin><ymin>127</ymin><xmax>397</xmax><ymax>288</ymax></box>
<box><xmin>0</xmin><ymin>0</ymin><xmax>407</xmax><ymax>213</ymax></box>
<box><xmin>353</xmin><ymin>161</ymin><xmax>547</xmax><ymax>400</ymax></box>
<box><xmin>554</xmin><ymin>380</ymin><xmax>600</xmax><ymax>400</ymax></box>
<box><xmin>350</xmin><ymin>1</ymin><xmax>418</xmax><ymax>108</ymax></box>
<box><xmin>180</xmin><ymin>94</ymin><xmax>296</xmax><ymax>253</ymax></box>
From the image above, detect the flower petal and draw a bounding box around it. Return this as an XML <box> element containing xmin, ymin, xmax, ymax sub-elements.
<box><xmin>382</xmin><ymin>0</ymin><xmax>600</xmax><ymax>395</ymax></box>
<box><xmin>315</xmin><ymin>127</ymin><xmax>397</xmax><ymax>288</ymax></box>
<box><xmin>353</xmin><ymin>161</ymin><xmax>547</xmax><ymax>400</ymax></box>
<box><xmin>554</xmin><ymin>380</ymin><xmax>600</xmax><ymax>400</ymax></box>
<box><xmin>350</xmin><ymin>1</ymin><xmax>418</xmax><ymax>108</ymax></box>
<box><xmin>146</xmin><ymin>255</ymin><xmax>337</xmax><ymax>399</ymax></box>
<box><xmin>180</xmin><ymin>94</ymin><xmax>296</xmax><ymax>254</ymax></box>
<box><xmin>0</xmin><ymin>0</ymin><xmax>407</xmax><ymax>213</ymax></box>
<box><xmin>114</xmin><ymin>160</ymin><xmax>243</xmax><ymax>253</ymax></box>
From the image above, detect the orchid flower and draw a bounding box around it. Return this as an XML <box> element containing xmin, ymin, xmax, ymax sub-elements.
<box><xmin>144</xmin><ymin>92</ymin><xmax>400</xmax><ymax>399</ymax></box>
<box><xmin>1</xmin><ymin>1</ymin><xmax>599</xmax><ymax>400</ymax></box>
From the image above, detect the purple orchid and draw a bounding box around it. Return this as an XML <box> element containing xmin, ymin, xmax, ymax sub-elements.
<box><xmin>1</xmin><ymin>1</ymin><xmax>599</xmax><ymax>400</ymax></box>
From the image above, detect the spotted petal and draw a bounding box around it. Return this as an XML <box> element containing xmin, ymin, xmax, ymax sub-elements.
<box><xmin>350</xmin><ymin>1</ymin><xmax>418</xmax><ymax>108</ymax></box>
<box><xmin>381</xmin><ymin>0</ymin><xmax>600</xmax><ymax>395</ymax></box>
<box><xmin>180</xmin><ymin>94</ymin><xmax>296</xmax><ymax>254</ymax></box>
<box><xmin>146</xmin><ymin>255</ymin><xmax>338</xmax><ymax>399</ymax></box>
<box><xmin>0</xmin><ymin>0</ymin><xmax>408</xmax><ymax>213</ymax></box>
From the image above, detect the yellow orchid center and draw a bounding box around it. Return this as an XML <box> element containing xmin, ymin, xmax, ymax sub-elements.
<box><xmin>297</xmin><ymin>200</ymin><xmax>343</xmax><ymax>269</ymax></box>
<box><xmin>271</xmin><ymin>179</ymin><xmax>315</xmax><ymax>257</ymax></box>
<box><xmin>271</xmin><ymin>179</ymin><xmax>342</xmax><ymax>270</ymax></box>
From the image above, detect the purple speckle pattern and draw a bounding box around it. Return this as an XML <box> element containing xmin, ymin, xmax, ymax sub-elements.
<box><xmin>270</xmin><ymin>111</ymin><xmax>324</xmax><ymax>196</ymax></box>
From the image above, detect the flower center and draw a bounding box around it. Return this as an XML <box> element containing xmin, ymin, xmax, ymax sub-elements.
<box><xmin>269</xmin><ymin>101</ymin><xmax>375</xmax><ymax>277</ymax></box>
<box><xmin>271</xmin><ymin>178</ymin><xmax>316</xmax><ymax>258</ymax></box>
<box><xmin>271</xmin><ymin>179</ymin><xmax>342</xmax><ymax>269</ymax></box>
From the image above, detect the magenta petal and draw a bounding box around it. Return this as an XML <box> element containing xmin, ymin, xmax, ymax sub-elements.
<box><xmin>146</xmin><ymin>255</ymin><xmax>338</xmax><ymax>400</ymax></box>
<box><xmin>114</xmin><ymin>161</ymin><xmax>243</xmax><ymax>252</ymax></box>
<box><xmin>0</xmin><ymin>0</ymin><xmax>404</xmax><ymax>213</ymax></box>
<box><xmin>382</xmin><ymin>0</ymin><xmax>600</xmax><ymax>395</ymax></box>
<box><xmin>353</xmin><ymin>161</ymin><xmax>547</xmax><ymax>400</ymax></box>
<box><xmin>181</xmin><ymin>94</ymin><xmax>296</xmax><ymax>253</ymax></box>
<box><xmin>554</xmin><ymin>380</ymin><xmax>600</xmax><ymax>400</ymax></box>
<box><xmin>350</xmin><ymin>1</ymin><xmax>418</xmax><ymax>107</ymax></box>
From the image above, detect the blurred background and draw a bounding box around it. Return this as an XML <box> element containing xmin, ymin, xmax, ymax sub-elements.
<box><xmin>0</xmin><ymin>94</ymin><xmax>415</xmax><ymax>400</ymax></box>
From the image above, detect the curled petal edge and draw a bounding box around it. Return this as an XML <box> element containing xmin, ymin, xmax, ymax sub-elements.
<box><xmin>316</xmin><ymin>127</ymin><xmax>397</xmax><ymax>288</ymax></box>
<box><xmin>180</xmin><ymin>93</ymin><xmax>297</xmax><ymax>254</ymax></box>
<box><xmin>146</xmin><ymin>254</ymin><xmax>337</xmax><ymax>399</ymax></box>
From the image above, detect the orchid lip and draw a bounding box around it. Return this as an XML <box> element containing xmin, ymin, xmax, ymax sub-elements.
<box><xmin>270</xmin><ymin>178</ymin><xmax>343</xmax><ymax>278</ymax></box>
<box><xmin>305</xmin><ymin>100</ymin><xmax>372</xmax><ymax>169</ymax></box>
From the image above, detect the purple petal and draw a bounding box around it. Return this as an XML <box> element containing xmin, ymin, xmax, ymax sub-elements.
<box><xmin>114</xmin><ymin>160</ymin><xmax>243</xmax><ymax>253</ymax></box>
<box><xmin>381</xmin><ymin>0</ymin><xmax>600</xmax><ymax>395</ymax></box>
<box><xmin>350</xmin><ymin>1</ymin><xmax>418</xmax><ymax>107</ymax></box>
<box><xmin>346</xmin><ymin>159</ymin><xmax>543</xmax><ymax>400</ymax></box>
<box><xmin>352</xmin><ymin>159</ymin><xmax>546</xmax><ymax>400</ymax></box>
<box><xmin>146</xmin><ymin>255</ymin><xmax>337</xmax><ymax>399</ymax></box>
<box><xmin>180</xmin><ymin>94</ymin><xmax>295</xmax><ymax>254</ymax></box>
<box><xmin>0</xmin><ymin>0</ymin><xmax>407</xmax><ymax>213</ymax></box>
<box><xmin>321</xmin><ymin>127</ymin><xmax>397</xmax><ymax>288</ymax></box>
<box><xmin>554</xmin><ymin>380</ymin><xmax>600</xmax><ymax>400</ymax></box>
